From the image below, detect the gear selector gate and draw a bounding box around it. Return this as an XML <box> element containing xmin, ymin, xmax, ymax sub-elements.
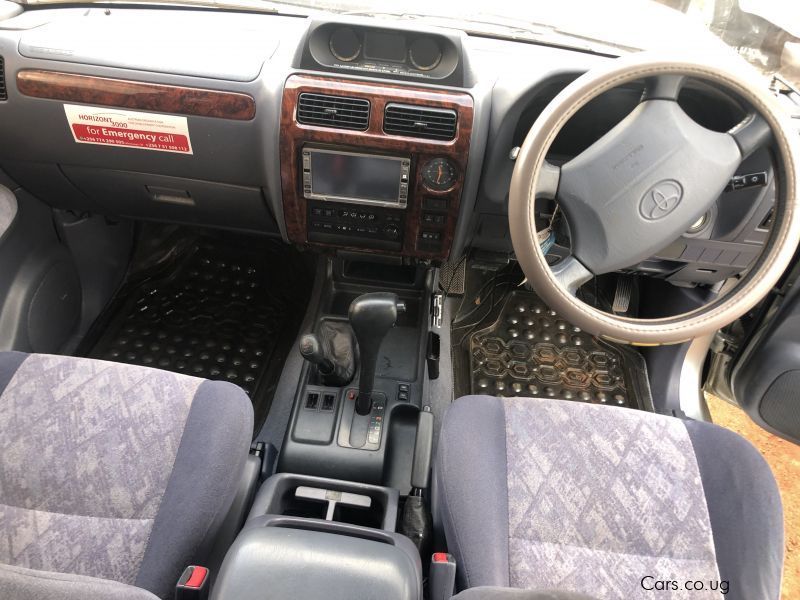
<box><xmin>281</xmin><ymin>268</ymin><xmax>430</xmax><ymax>493</ymax></box>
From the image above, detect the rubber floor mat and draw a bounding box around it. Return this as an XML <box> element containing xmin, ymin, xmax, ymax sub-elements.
<box><xmin>468</xmin><ymin>290</ymin><xmax>652</xmax><ymax>409</ymax></box>
<box><xmin>83</xmin><ymin>237</ymin><xmax>312</xmax><ymax>431</ymax></box>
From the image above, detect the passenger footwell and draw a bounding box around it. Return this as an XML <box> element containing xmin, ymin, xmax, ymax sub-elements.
<box><xmin>80</xmin><ymin>236</ymin><xmax>313</xmax><ymax>432</ymax></box>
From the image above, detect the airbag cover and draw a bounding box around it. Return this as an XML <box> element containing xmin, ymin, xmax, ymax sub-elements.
<box><xmin>19</xmin><ymin>9</ymin><xmax>278</xmax><ymax>82</ymax></box>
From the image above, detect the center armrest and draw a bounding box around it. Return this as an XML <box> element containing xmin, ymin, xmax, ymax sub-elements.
<box><xmin>211</xmin><ymin>523</ymin><xmax>422</xmax><ymax>600</ymax></box>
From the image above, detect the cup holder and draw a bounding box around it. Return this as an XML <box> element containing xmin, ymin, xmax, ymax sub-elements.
<box><xmin>248</xmin><ymin>473</ymin><xmax>399</xmax><ymax>532</ymax></box>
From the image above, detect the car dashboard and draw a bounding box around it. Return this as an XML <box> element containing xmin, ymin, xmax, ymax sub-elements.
<box><xmin>0</xmin><ymin>7</ymin><xmax>776</xmax><ymax>287</ymax></box>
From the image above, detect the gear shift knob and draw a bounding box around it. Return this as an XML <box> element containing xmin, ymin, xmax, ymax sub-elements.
<box><xmin>349</xmin><ymin>292</ymin><xmax>406</xmax><ymax>415</ymax></box>
<box><xmin>299</xmin><ymin>334</ymin><xmax>335</xmax><ymax>375</ymax></box>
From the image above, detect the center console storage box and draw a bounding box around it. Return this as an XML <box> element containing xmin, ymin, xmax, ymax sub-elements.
<box><xmin>211</xmin><ymin>522</ymin><xmax>422</xmax><ymax>600</ymax></box>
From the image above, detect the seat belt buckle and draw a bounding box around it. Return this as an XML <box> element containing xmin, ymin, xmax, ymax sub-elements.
<box><xmin>176</xmin><ymin>565</ymin><xmax>209</xmax><ymax>600</ymax></box>
<box><xmin>429</xmin><ymin>552</ymin><xmax>457</xmax><ymax>600</ymax></box>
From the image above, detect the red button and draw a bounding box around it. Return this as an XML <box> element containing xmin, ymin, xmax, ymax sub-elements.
<box><xmin>185</xmin><ymin>566</ymin><xmax>208</xmax><ymax>589</ymax></box>
<box><xmin>432</xmin><ymin>552</ymin><xmax>449</xmax><ymax>563</ymax></box>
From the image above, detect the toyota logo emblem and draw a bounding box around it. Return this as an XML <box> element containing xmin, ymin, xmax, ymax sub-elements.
<box><xmin>639</xmin><ymin>180</ymin><xmax>683</xmax><ymax>221</ymax></box>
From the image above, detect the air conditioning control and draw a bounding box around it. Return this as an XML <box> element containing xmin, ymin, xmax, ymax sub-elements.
<box><xmin>307</xmin><ymin>200</ymin><xmax>404</xmax><ymax>251</ymax></box>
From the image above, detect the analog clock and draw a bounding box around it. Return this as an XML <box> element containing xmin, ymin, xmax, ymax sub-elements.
<box><xmin>421</xmin><ymin>158</ymin><xmax>457</xmax><ymax>191</ymax></box>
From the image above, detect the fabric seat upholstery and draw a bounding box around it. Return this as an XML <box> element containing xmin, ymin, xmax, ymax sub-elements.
<box><xmin>0</xmin><ymin>352</ymin><xmax>254</xmax><ymax>600</ymax></box>
<box><xmin>434</xmin><ymin>395</ymin><xmax>783</xmax><ymax>600</ymax></box>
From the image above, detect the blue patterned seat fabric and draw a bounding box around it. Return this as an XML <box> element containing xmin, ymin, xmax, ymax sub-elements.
<box><xmin>435</xmin><ymin>395</ymin><xmax>784</xmax><ymax>600</ymax></box>
<box><xmin>0</xmin><ymin>352</ymin><xmax>253</xmax><ymax>600</ymax></box>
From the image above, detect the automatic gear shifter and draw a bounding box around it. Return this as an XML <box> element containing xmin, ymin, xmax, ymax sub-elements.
<box><xmin>349</xmin><ymin>292</ymin><xmax>406</xmax><ymax>415</ymax></box>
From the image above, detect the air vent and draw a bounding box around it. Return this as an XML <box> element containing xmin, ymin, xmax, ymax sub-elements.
<box><xmin>384</xmin><ymin>103</ymin><xmax>457</xmax><ymax>140</ymax></box>
<box><xmin>297</xmin><ymin>93</ymin><xmax>370</xmax><ymax>131</ymax></box>
<box><xmin>0</xmin><ymin>56</ymin><xmax>6</xmax><ymax>101</ymax></box>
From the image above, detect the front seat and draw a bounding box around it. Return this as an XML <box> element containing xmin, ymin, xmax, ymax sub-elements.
<box><xmin>434</xmin><ymin>395</ymin><xmax>783</xmax><ymax>600</ymax></box>
<box><xmin>0</xmin><ymin>351</ymin><xmax>254</xmax><ymax>600</ymax></box>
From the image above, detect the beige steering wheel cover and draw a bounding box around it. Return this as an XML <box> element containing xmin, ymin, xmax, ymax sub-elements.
<box><xmin>509</xmin><ymin>51</ymin><xmax>800</xmax><ymax>345</ymax></box>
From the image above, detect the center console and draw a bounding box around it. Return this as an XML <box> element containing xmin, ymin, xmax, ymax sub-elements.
<box><xmin>208</xmin><ymin>259</ymin><xmax>442</xmax><ymax>599</ymax></box>
<box><xmin>277</xmin><ymin>262</ymin><xmax>432</xmax><ymax>492</ymax></box>
<box><xmin>280</xmin><ymin>74</ymin><xmax>474</xmax><ymax>260</ymax></box>
<box><xmin>209</xmin><ymin>71</ymin><xmax>469</xmax><ymax>600</ymax></box>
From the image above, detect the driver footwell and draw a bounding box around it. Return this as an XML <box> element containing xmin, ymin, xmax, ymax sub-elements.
<box><xmin>466</xmin><ymin>290</ymin><xmax>652</xmax><ymax>409</ymax></box>
<box><xmin>446</xmin><ymin>259</ymin><xmax>653</xmax><ymax>410</ymax></box>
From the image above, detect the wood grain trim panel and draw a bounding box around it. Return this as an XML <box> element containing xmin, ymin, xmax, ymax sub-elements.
<box><xmin>16</xmin><ymin>70</ymin><xmax>256</xmax><ymax>121</ymax></box>
<box><xmin>280</xmin><ymin>74</ymin><xmax>474</xmax><ymax>261</ymax></box>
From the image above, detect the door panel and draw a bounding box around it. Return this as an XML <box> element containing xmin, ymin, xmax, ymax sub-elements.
<box><xmin>728</xmin><ymin>274</ymin><xmax>800</xmax><ymax>444</ymax></box>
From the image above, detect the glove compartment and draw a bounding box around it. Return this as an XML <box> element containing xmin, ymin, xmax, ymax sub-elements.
<box><xmin>60</xmin><ymin>166</ymin><xmax>277</xmax><ymax>233</ymax></box>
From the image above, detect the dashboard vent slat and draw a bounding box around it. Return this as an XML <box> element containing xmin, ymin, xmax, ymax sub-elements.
<box><xmin>383</xmin><ymin>103</ymin><xmax>457</xmax><ymax>140</ymax></box>
<box><xmin>297</xmin><ymin>93</ymin><xmax>370</xmax><ymax>130</ymax></box>
<box><xmin>0</xmin><ymin>56</ymin><xmax>6</xmax><ymax>101</ymax></box>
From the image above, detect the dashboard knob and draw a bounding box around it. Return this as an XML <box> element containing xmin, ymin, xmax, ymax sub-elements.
<box><xmin>383</xmin><ymin>224</ymin><xmax>400</xmax><ymax>240</ymax></box>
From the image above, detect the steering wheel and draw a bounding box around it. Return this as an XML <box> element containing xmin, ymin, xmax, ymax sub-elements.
<box><xmin>509</xmin><ymin>52</ymin><xmax>800</xmax><ymax>345</ymax></box>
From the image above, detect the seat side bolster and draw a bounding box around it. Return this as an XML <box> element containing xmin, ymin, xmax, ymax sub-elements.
<box><xmin>135</xmin><ymin>379</ymin><xmax>254</xmax><ymax>599</ymax></box>
<box><xmin>0</xmin><ymin>351</ymin><xmax>27</xmax><ymax>396</ymax></box>
<box><xmin>435</xmin><ymin>395</ymin><xmax>511</xmax><ymax>589</ymax></box>
<box><xmin>0</xmin><ymin>563</ymin><xmax>160</xmax><ymax>600</ymax></box>
<box><xmin>684</xmin><ymin>419</ymin><xmax>784</xmax><ymax>600</ymax></box>
<box><xmin>452</xmin><ymin>586</ymin><xmax>600</xmax><ymax>600</ymax></box>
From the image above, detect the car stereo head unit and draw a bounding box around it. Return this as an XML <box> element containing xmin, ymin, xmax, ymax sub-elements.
<box><xmin>302</xmin><ymin>147</ymin><xmax>410</xmax><ymax>209</ymax></box>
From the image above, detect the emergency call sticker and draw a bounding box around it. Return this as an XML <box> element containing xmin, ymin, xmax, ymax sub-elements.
<box><xmin>64</xmin><ymin>104</ymin><xmax>193</xmax><ymax>154</ymax></box>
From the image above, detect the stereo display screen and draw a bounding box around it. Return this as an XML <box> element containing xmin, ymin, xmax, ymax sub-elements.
<box><xmin>310</xmin><ymin>150</ymin><xmax>404</xmax><ymax>203</ymax></box>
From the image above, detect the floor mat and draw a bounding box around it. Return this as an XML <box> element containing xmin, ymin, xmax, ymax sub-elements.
<box><xmin>82</xmin><ymin>236</ymin><xmax>313</xmax><ymax>432</ymax></box>
<box><xmin>468</xmin><ymin>290</ymin><xmax>652</xmax><ymax>409</ymax></box>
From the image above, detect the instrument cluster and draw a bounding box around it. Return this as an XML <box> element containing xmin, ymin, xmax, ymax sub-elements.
<box><xmin>302</xmin><ymin>21</ymin><xmax>464</xmax><ymax>85</ymax></box>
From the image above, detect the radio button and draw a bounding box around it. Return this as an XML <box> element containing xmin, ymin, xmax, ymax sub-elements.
<box><xmin>423</xmin><ymin>198</ymin><xmax>448</xmax><ymax>211</ymax></box>
<box><xmin>423</xmin><ymin>213</ymin><xmax>446</xmax><ymax>225</ymax></box>
<box><xmin>383</xmin><ymin>225</ymin><xmax>401</xmax><ymax>240</ymax></box>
